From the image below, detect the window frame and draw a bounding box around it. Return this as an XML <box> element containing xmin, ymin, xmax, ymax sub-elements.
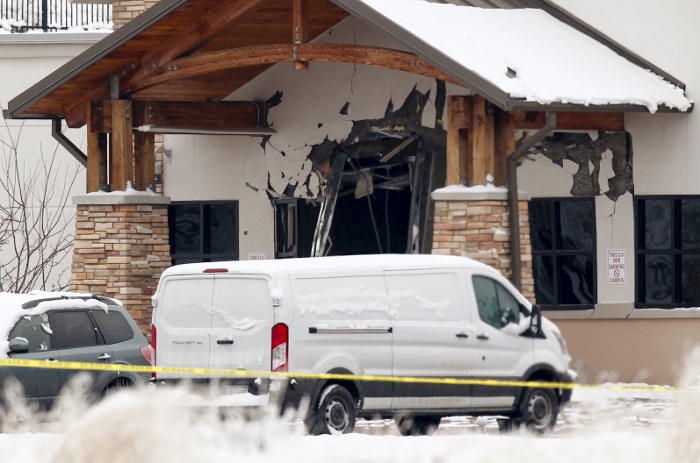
<box><xmin>635</xmin><ymin>195</ymin><xmax>700</xmax><ymax>308</ymax></box>
<box><xmin>168</xmin><ymin>201</ymin><xmax>239</xmax><ymax>265</ymax></box>
<box><xmin>529</xmin><ymin>197</ymin><xmax>597</xmax><ymax>310</ymax></box>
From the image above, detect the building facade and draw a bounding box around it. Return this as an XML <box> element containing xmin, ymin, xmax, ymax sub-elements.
<box><xmin>6</xmin><ymin>0</ymin><xmax>700</xmax><ymax>387</ymax></box>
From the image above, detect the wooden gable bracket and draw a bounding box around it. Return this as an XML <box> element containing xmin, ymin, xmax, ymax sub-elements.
<box><xmin>121</xmin><ymin>0</ymin><xmax>268</xmax><ymax>96</ymax></box>
<box><xmin>130</xmin><ymin>43</ymin><xmax>461</xmax><ymax>94</ymax></box>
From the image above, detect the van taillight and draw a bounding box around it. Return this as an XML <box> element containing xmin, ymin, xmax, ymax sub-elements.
<box><xmin>271</xmin><ymin>323</ymin><xmax>288</xmax><ymax>372</ymax></box>
<box><xmin>151</xmin><ymin>324</ymin><xmax>157</xmax><ymax>379</ymax></box>
<box><xmin>203</xmin><ymin>268</ymin><xmax>228</xmax><ymax>273</ymax></box>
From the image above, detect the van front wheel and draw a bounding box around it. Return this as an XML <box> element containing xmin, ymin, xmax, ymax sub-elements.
<box><xmin>307</xmin><ymin>384</ymin><xmax>356</xmax><ymax>435</ymax></box>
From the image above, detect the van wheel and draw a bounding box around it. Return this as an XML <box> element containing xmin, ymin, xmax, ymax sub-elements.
<box><xmin>395</xmin><ymin>414</ymin><xmax>441</xmax><ymax>436</ymax></box>
<box><xmin>518</xmin><ymin>388</ymin><xmax>558</xmax><ymax>433</ymax></box>
<box><xmin>307</xmin><ymin>384</ymin><xmax>356</xmax><ymax>435</ymax></box>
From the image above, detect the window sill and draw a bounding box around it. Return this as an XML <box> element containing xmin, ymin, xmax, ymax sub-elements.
<box><xmin>544</xmin><ymin>302</ymin><xmax>700</xmax><ymax>320</ymax></box>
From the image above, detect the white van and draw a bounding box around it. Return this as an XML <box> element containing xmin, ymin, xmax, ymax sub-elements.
<box><xmin>150</xmin><ymin>254</ymin><xmax>573</xmax><ymax>435</ymax></box>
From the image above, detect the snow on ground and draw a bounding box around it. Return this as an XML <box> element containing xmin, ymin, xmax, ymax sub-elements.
<box><xmin>0</xmin><ymin>382</ymin><xmax>697</xmax><ymax>463</ymax></box>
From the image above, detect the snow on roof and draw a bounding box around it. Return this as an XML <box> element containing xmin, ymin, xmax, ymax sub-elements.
<box><xmin>0</xmin><ymin>291</ymin><xmax>117</xmax><ymax>358</ymax></box>
<box><xmin>357</xmin><ymin>0</ymin><xmax>692</xmax><ymax>113</ymax></box>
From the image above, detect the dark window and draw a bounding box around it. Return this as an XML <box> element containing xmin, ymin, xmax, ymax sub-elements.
<box><xmin>91</xmin><ymin>310</ymin><xmax>134</xmax><ymax>344</ymax></box>
<box><xmin>9</xmin><ymin>314</ymin><xmax>52</xmax><ymax>353</ymax></box>
<box><xmin>50</xmin><ymin>311</ymin><xmax>97</xmax><ymax>349</ymax></box>
<box><xmin>529</xmin><ymin>198</ymin><xmax>596</xmax><ymax>309</ymax></box>
<box><xmin>636</xmin><ymin>197</ymin><xmax>700</xmax><ymax>308</ymax></box>
<box><xmin>472</xmin><ymin>276</ymin><xmax>521</xmax><ymax>329</ymax></box>
<box><xmin>169</xmin><ymin>202</ymin><xmax>239</xmax><ymax>265</ymax></box>
<box><xmin>275</xmin><ymin>198</ymin><xmax>319</xmax><ymax>259</ymax></box>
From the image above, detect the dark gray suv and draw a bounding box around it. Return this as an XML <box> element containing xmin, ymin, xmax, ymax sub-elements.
<box><xmin>2</xmin><ymin>294</ymin><xmax>151</xmax><ymax>410</ymax></box>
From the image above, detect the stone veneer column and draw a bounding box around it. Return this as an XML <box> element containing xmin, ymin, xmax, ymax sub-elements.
<box><xmin>70</xmin><ymin>193</ymin><xmax>171</xmax><ymax>334</ymax></box>
<box><xmin>113</xmin><ymin>0</ymin><xmax>159</xmax><ymax>29</ymax></box>
<box><xmin>431</xmin><ymin>187</ymin><xmax>535</xmax><ymax>302</ymax></box>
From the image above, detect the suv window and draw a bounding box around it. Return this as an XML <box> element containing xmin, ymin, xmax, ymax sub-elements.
<box><xmin>91</xmin><ymin>310</ymin><xmax>134</xmax><ymax>344</ymax></box>
<box><xmin>51</xmin><ymin>311</ymin><xmax>98</xmax><ymax>349</ymax></box>
<box><xmin>9</xmin><ymin>314</ymin><xmax>52</xmax><ymax>353</ymax></box>
<box><xmin>472</xmin><ymin>276</ymin><xmax>520</xmax><ymax>329</ymax></box>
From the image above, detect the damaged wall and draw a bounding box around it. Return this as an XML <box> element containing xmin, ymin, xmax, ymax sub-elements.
<box><xmin>162</xmin><ymin>16</ymin><xmax>468</xmax><ymax>259</ymax></box>
<box><xmin>518</xmin><ymin>130</ymin><xmax>635</xmax><ymax>313</ymax></box>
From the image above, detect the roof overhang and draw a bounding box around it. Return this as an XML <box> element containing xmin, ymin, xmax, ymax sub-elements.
<box><xmin>5</xmin><ymin>0</ymin><xmax>692</xmax><ymax>127</ymax></box>
<box><xmin>334</xmin><ymin>0</ymin><xmax>692</xmax><ymax>114</ymax></box>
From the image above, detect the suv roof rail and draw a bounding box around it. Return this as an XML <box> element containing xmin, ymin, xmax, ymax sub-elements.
<box><xmin>21</xmin><ymin>294</ymin><xmax>119</xmax><ymax>309</ymax></box>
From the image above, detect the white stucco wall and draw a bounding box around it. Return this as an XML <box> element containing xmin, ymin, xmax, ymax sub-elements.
<box><xmin>0</xmin><ymin>33</ymin><xmax>106</xmax><ymax>290</ymax></box>
<box><xmin>550</xmin><ymin>0</ymin><xmax>699</xmax><ymax>196</ymax></box>
<box><xmin>162</xmin><ymin>17</ymin><xmax>468</xmax><ymax>261</ymax></box>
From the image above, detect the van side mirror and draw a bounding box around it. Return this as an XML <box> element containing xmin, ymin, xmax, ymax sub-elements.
<box><xmin>529</xmin><ymin>305</ymin><xmax>542</xmax><ymax>337</ymax></box>
<box><xmin>9</xmin><ymin>337</ymin><xmax>29</xmax><ymax>354</ymax></box>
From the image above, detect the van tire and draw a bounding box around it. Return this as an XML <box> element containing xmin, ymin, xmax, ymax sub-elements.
<box><xmin>395</xmin><ymin>414</ymin><xmax>441</xmax><ymax>436</ymax></box>
<box><xmin>307</xmin><ymin>384</ymin><xmax>356</xmax><ymax>435</ymax></box>
<box><xmin>517</xmin><ymin>387</ymin><xmax>558</xmax><ymax>433</ymax></box>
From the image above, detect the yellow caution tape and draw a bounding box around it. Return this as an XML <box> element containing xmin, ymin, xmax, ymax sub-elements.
<box><xmin>0</xmin><ymin>358</ymin><xmax>682</xmax><ymax>393</ymax></box>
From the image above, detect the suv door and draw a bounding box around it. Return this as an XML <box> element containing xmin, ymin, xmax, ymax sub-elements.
<box><xmin>469</xmin><ymin>273</ymin><xmax>534</xmax><ymax>410</ymax></box>
<box><xmin>4</xmin><ymin>313</ymin><xmax>62</xmax><ymax>409</ymax></box>
<box><xmin>49</xmin><ymin>310</ymin><xmax>113</xmax><ymax>395</ymax></box>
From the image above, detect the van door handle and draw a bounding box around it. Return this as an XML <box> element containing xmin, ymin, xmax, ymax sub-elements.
<box><xmin>97</xmin><ymin>353</ymin><xmax>111</xmax><ymax>360</ymax></box>
<box><xmin>455</xmin><ymin>332</ymin><xmax>469</xmax><ymax>338</ymax></box>
<box><xmin>476</xmin><ymin>333</ymin><xmax>489</xmax><ymax>341</ymax></box>
<box><xmin>217</xmin><ymin>339</ymin><xmax>234</xmax><ymax>345</ymax></box>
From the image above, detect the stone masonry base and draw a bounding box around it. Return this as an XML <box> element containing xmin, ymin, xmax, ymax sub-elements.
<box><xmin>432</xmin><ymin>199</ymin><xmax>535</xmax><ymax>302</ymax></box>
<box><xmin>70</xmin><ymin>203</ymin><xmax>171</xmax><ymax>334</ymax></box>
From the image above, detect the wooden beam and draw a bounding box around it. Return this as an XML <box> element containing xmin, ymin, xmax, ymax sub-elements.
<box><xmin>494</xmin><ymin>108</ymin><xmax>514</xmax><ymax>187</ymax></box>
<box><xmin>65</xmin><ymin>85</ymin><xmax>111</xmax><ymax>128</ymax></box>
<box><xmin>446</xmin><ymin>95</ymin><xmax>472</xmax><ymax>186</ymax></box>
<box><xmin>293</xmin><ymin>0</ymin><xmax>308</xmax><ymax>70</ymax></box>
<box><xmin>469</xmin><ymin>95</ymin><xmax>490</xmax><ymax>187</ymax></box>
<box><xmin>512</xmin><ymin>111</ymin><xmax>624</xmax><ymax>131</ymax></box>
<box><xmin>132</xmin><ymin>43</ymin><xmax>461</xmax><ymax>93</ymax></box>
<box><xmin>137</xmin><ymin>100</ymin><xmax>260</xmax><ymax>130</ymax></box>
<box><xmin>90</xmin><ymin>100</ymin><xmax>112</xmax><ymax>133</ymax></box>
<box><xmin>110</xmin><ymin>100</ymin><xmax>134</xmax><ymax>191</ymax></box>
<box><xmin>87</xmin><ymin>102</ymin><xmax>108</xmax><ymax>193</ymax></box>
<box><xmin>90</xmin><ymin>100</ymin><xmax>261</xmax><ymax>132</ymax></box>
<box><xmin>134</xmin><ymin>132</ymin><xmax>155</xmax><ymax>191</ymax></box>
<box><xmin>132</xmin><ymin>102</ymin><xmax>155</xmax><ymax>191</ymax></box>
<box><xmin>122</xmin><ymin>0</ymin><xmax>268</xmax><ymax>94</ymax></box>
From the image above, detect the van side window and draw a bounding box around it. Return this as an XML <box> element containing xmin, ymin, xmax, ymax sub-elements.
<box><xmin>9</xmin><ymin>314</ymin><xmax>52</xmax><ymax>352</ymax></box>
<box><xmin>472</xmin><ymin>276</ymin><xmax>520</xmax><ymax>329</ymax></box>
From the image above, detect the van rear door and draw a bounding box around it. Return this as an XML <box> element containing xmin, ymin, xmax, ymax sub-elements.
<box><xmin>209</xmin><ymin>276</ymin><xmax>273</xmax><ymax>382</ymax></box>
<box><xmin>156</xmin><ymin>276</ymin><xmax>213</xmax><ymax>379</ymax></box>
<box><xmin>386</xmin><ymin>270</ymin><xmax>472</xmax><ymax>410</ymax></box>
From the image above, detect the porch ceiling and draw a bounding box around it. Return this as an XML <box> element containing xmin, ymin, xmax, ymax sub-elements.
<box><xmin>5</xmin><ymin>0</ymin><xmax>692</xmax><ymax>128</ymax></box>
